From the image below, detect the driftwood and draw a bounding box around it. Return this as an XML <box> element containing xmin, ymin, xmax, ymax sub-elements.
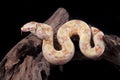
<box><xmin>0</xmin><ymin>8</ymin><xmax>120</xmax><ymax>80</ymax></box>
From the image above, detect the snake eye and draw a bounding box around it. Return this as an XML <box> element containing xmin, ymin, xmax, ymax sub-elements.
<box><xmin>28</xmin><ymin>27</ymin><xmax>30</xmax><ymax>30</ymax></box>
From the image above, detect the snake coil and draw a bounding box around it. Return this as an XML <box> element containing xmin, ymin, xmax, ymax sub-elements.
<box><xmin>21</xmin><ymin>20</ymin><xmax>105</xmax><ymax>65</ymax></box>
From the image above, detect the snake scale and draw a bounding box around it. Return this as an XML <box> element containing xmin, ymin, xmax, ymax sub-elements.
<box><xmin>21</xmin><ymin>20</ymin><xmax>105</xmax><ymax>65</ymax></box>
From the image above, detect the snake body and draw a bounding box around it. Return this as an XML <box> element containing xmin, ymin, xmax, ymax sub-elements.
<box><xmin>21</xmin><ymin>20</ymin><xmax>105</xmax><ymax>65</ymax></box>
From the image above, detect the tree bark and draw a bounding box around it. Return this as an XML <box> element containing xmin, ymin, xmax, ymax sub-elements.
<box><xmin>103</xmin><ymin>35</ymin><xmax>120</xmax><ymax>70</ymax></box>
<box><xmin>0</xmin><ymin>8</ymin><xmax>120</xmax><ymax>80</ymax></box>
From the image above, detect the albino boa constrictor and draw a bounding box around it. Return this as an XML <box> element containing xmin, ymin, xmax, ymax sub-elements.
<box><xmin>21</xmin><ymin>20</ymin><xmax>105</xmax><ymax>65</ymax></box>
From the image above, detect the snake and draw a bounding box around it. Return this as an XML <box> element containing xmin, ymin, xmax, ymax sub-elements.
<box><xmin>21</xmin><ymin>20</ymin><xmax>105</xmax><ymax>65</ymax></box>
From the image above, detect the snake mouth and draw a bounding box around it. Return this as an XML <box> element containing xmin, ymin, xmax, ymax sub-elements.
<box><xmin>20</xmin><ymin>27</ymin><xmax>30</xmax><ymax>35</ymax></box>
<box><xmin>21</xmin><ymin>27</ymin><xmax>29</xmax><ymax>32</ymax></box>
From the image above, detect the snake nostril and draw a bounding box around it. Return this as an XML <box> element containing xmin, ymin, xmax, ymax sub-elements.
<box><xmin>21</xmin><ymin>28</ymin><xmax>24</xmax><ymax>31</ymax></box>
<box><xmin>21</xmin><ymin>28</ymin><xmax>27</xmax><ymax>32</ymax></box>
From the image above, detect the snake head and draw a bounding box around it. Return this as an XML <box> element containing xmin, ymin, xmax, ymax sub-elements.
<box><xmin>21</xmin><ymin>21</ymin><xmax>52</xmax><ymax>40</ymax></box>
<box><xmin>21</xmin><ymin>21</ymin><xmax>38</xmax><ymax>32</ymax></box>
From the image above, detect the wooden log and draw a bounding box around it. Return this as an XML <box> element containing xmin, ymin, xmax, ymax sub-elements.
<box><xmin>103</xmin><ymin>35</ymin><xmax>120</xmax><ymax>71</ymax></box>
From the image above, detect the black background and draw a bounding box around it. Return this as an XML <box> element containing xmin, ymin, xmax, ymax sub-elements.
<box><xmin>0</xmin><ymin>0</ymin><xmax>120</xmax><ymax>80</ymax></box>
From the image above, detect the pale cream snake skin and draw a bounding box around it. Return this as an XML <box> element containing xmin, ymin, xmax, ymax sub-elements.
<box><xmin>21</xmin><ymin>20</ymin><xmax>105</xmax><ymax>65</ymax></box>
